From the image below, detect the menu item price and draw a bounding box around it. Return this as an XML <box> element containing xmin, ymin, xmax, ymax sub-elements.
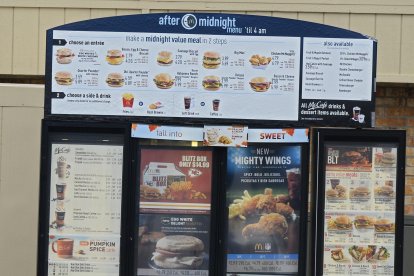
<box><xmin>56</xmin><ymin>48</ymin><xmax>75</xmax><ymax>64</ymax></box>
<box><xmin>153</xmin><ymin>73</ymin><xmax>174</xmax><ymax>89</ymax></box>
<box><xmin>202</xmin><ymin>51</ymin><xmax>221</xmax><ymax>69</ymax></box>
<box><xmin>55</xmin><ymin>71</ymin><xmax>73</xmax><ymax>86</ymax></box>
<box><xmin>106</xmin><ymin>73</ymin><xmax>125</xmax><ymax>87</ymax></box>
<box><xmin>106</xmin><ymin>49</ymin><xmax>124</xmax><ymax>65</ymax></box>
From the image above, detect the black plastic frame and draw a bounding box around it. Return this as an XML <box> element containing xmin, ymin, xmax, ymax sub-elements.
<box><xmin>131</xmin><ymin>144</ymin><xmax>219</xmax><ymax>276</ymax></box>
<box><xmin>37</xmin><ymin>119</ymin><xmax>132</xmax><ymax>276</ymax></box>
<box><xmin>311</xmin><ymin>128</ymin><xmax>406</xmax><ymax>276</ymax></box>
<box><xmin>219</xmin><ymin>142</ymin><xmax>309</xmax><ymax>276</ymax></box>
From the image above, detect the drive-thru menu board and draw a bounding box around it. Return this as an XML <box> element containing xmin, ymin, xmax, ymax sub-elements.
<box><xmin>48</xmin><ymin>143</ymin><xmax>123</xmax><ymax>276</ymax></box>
<box><xmin>322</xmin><ymin>143</ymin><xmax>397</xmax><ymax>275</ymax></box>
<box><xmin>46</xmin><ymin>13</ymin><xmax>376</xmax><ymax>126</ymax></box>
<box><xmin>51</xmin><ymin>31</ymin><xmax>300</xmax><ymax>121</ymax></box>
<box><xmin>137</xmin><ymin>148</ymin><xmax>213</xmax><ymax>276</ymax></box>
<box><xmin>225</xmin><ymin>145</ymin><xmax>304</xmax><ymax>274</ymax></box>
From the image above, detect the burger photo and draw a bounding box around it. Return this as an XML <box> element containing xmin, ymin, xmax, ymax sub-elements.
<box><xmin>328</xmin><ymin>215</ymin><xmax>352</xmax><ymax>231</ymax></box>
<box><xmin>153</xmin><ymin>73</ymin><xmax>174</xmax><ymax>89</ymax></box>
<box><xmin>374</xmin><ymin>218</ymin><xmax>395</xmax><ymax>233</ymax></box>
<box><xmin>54</xmin><ymin>71</ymin><xmax>73</xmax><ymax>85</ymax></box>
<box><xmin>375</xmin><ymin>185</ymin><xmax>395</xmax><ymax>197</ymax></box>
<box><xmin>56</xmin><ymin>48</ymin><xmax>75</xmax><ymax>64</ymax></box>
<box><xmin>202</xmin><ymin>51</ymin><xmax>221</xmax><ymax>69</ymax></box>
<box><xmin>353</xmin><ymin>215</ymin><xmax>375</xmax><ymax>229</ymax></box>
<box><xmin>106</xmin><ymin>49</ymin><xmax>124</xmax><ymax>65</ymax></box>
<box><xmin>151</xmin><ymin>235</ymin><xmax>204</xmax><ymax>269</ymax></box>
<box><xmin>381</xmin><ymin>152</ymin><xmax>396</xmax><ymax>165</ymax></box>
<box><xmin>341</xmin><ymin>151</ymin><xmax>364</xmax><ymax>164</ymax></box>
<box><xmin>331</xmin><ymin>248</ymin><xmax>344</xmax><ymax>261</ymax></box>
<box><xmin>326</xmin><ymin>189</ymin><xmax>339</xmax><ymax>199</ymax></box>
<box><xmin>157</xmin><ymin>51</ymin><xmax>173</xmax><ymax>66</ymax></box>
<box><xmin>202</xmin><ymin>75</ymin><xmax>222</xmax><ymax>91</ymax></box>
<box><xmin>350</xmin><ymin>186</ymin><xmax>370</xmax><ymax>198</ymax></box>
<box><xmin>249</xmin><ymin>77</ymin><xmax>271</xmax><ymax>92</ymax></box>
<box><xmin>106</xmin><ymin>73</ymin><xmax>125</xmax><ymax>87</ymax></box>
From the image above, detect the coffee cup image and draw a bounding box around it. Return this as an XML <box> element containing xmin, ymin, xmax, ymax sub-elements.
<box><xmin>56</xmin><ymin>158</ymin><xmax>70</xmax><ymax>178</ymax></box>
<box><xmin>55</xmin><ymin>206</ymin><xmax>66</xmax><ymax>228</ymax></box>
<box><xmin>52</xmin><ymin>238</ymin><xmax>74</xmax><ymax>258</ymax></box>
<box><xmin>56</xmin><ymin>183</ymin><xmax>67</xmax><ymax>200</ymax></box>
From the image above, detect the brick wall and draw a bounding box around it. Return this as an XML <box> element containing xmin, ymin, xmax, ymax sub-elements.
<box><xmin>376</xmin><ymin>85</ymin><xmax>414</xmax><ymax>215</ymax></box>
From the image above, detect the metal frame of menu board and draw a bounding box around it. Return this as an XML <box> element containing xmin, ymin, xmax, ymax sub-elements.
<box><xmin>132</xmin><ymin>144</ymin><xmax>219</xmax><ymax>276</ymax></box>
<box><xmin>312</xmin><ymin>128</ymin><xmax>405</xmax><ymax>276</ymax></box>
<box><xmin>37</xmin><ymin>119</ymin><xmax>132</xmax><ymax>276</ymax></box>
<box><xmin>219</xmin><ymin>143</ymin><xmax>309</xmax><ymax>276</ymax></box>
<box><xmin>45</xmin><ymin>12</ymin><xmax>377</xmax><ymax>128</ymax></box>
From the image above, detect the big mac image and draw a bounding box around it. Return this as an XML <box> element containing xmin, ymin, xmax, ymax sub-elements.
<box><xmin>203</xmin><ymin>51</ymin><xmax>221</xmax><ymax>69</ymax></box>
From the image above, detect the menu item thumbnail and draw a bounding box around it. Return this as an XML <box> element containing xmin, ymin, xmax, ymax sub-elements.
<box><xmin>106</xmin><ymin>73</ymin><xmax>125</xmax><ymax>87</ymax></box>
<box><xmin>152</xmin><ymin>235</ymin><xmax>205</xmax><ymax>269</ymax></box>
<box><xmin>202</xmin><ymin>75</ymin><xmax>221</xmax><ymax>91</ymax></box>
<box><xmin>350</xmin><ymin>186</ymin><xmax>370</xmax><ymax>199</ymax></box>
<box><xmin>106</xmin><ymin>49</ymin><xmax>124</xmax><ymax>65</ymax></box>
<box><xmin>157</xmin><ymin>51</ymin><xmax>173</xmax><ymax>66</ymax></box>
<box><xmin>331</xmin><ymin>248</ymin><xmax>345</xmax><ymax>261</ymax></box>
<box><xmin>249</xmin><ymin>54</ymin><xmax>272</xmax><ymax>67</ymax></box>
<box><xmin>153</xmin><ymin>73</ymin><xmax>174</xmax><ymax>89</ymax></box>
<box><xmin>375</xmin><ymin>185</ymin><xmax>395</xmax><ymax>198</ymax></box>
<box><xmin>56</xmin><ymin>48</ymin><xmax>75</xmax><ymax>64</ymax></box>
<box><xmin>202</xmin><ymin>51</ymin><xmax>220</xmax><ymax>69</ymax></box>
<box><xmin>328</xmin><ymin>215</ymin><xmax>352</xmax><ymax>231</ymax></box>
<box><xmin>55</xmin><ymin>71</ymin><xmax>73</xmax><ymax>85</ymax></box>
<box><xmin>353</xmin><ymin>215</ymin><xmax>375</xmax><ymax>229</ymax></box>
<box><xmin>373</xmin><ymin>218</ymin><xmax>395</xmax><ymax>233</ymax></box>
<box><xmin>348</xmin><ymin>245</ymin><xmax>366</xmax><ymax>262</ymax></box>
<box><xmin>149</xmin><ymin>101</ymin><xmax>163</xmax><ymax>110</ymax></box>
<box><xmin>249</xmin><ymin>77</ymin><xmax>271</xmax><ymax>92</ymax></box>
<box><xmin>52</xmin><ymin>238</ymin><xmax>74</xmax><ymax>258</ymax></box>
<box><xmin>122</xmin><ymin>93</ymin><xmax>134</xmax><ymax>108</ymax></box>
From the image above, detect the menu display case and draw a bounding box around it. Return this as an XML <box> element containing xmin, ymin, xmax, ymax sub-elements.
<box><xmin>312</xmin><ymin>128</ymin><xmax>405</xmax><ymax>276</ymax></box>
<box><xmin>37</xmin><ymin>121</ymin><xmax>131</xmax><ymax>276</ymax></box>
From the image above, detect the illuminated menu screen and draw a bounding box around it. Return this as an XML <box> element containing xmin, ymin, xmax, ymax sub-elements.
<box><xmin>322</xmin><ymin>143</ymin><xmax>397</xmax><ymax>276</ymax></box>
<box><xmin>48</xmin><ymin>143</ymin><xmax>123</xmax><ymax>276</ymax></box>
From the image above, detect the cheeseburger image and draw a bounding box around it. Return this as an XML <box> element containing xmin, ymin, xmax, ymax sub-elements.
<box><xmin>329</xmin><ymin>215</ymin><xmax>352</xmax><ymax>231</ymax></box>
<box><xmin>375</xmin><ymin>185</ymin><xmax>394</xmax><ymax>197</ymax></box>
<box><xmin>56</xmin><ymin>48</ymin><xmax>75</xmax><ymax>64</ymax></box>
<box><xmin>202</xmin><ymin>75</ymin><xmax>221</xmax><ymax>91</ymax></box>
<box><xmin>374</xmin><ymin>218</ymin><xmax>395</xmax><ymax>233</ymax></box>
<box><xmin>54</xmin><ymin>71</ymin><xmax>73</xmax><ymax>85</ymax></box>
<box><xmin>106</xmin><ymin>73</ymin><xmax>125</xmax><ymax>87</ymax></box>
<box><xmin>153</xmin><ymin>73</ymin><xmax>174</xmax><ymax>89</ymax></box>
<box><xmin>350</xmin><ymin>186</ymin><xmax>370</xmax><ymax>198</ymax></box>
<box><xmin>151</xmin><ymin>235</ymin><xmax>204</xmax><ymax>269</ymax></box>
<box><xmin>381</xmin><ymin>152</ymin><xmax>396</xmax><ymax>165</ymax></box>
<box><xmin>157</xmin><ymin>51</ymin><xmax>173</xmax><ymax>66</ymax></box>
<box><xmin>249</xmin><ymin>77</ymin><xmax>271</xmax><ymax>92</ymax></box>
<box><xmin>353</xmin><ymin>215</ymin><xmax>375</xmax><ymax>229</ymax></box>
<box><xmin>203</xmin><ymin>51</ymin><xmax>221</xmax><ymax>69</ymax></box>
<box><xmin>106</xmin><ymin>49</ymin><xmax>124</xmax><ymax>65</ymax></box>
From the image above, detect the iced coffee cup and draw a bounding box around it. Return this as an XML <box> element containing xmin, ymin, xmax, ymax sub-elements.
<box><xmin>52</xmin><ymin>238</ymin><xmax>74</xmax><ymax>258</ymax></box>
<box><xmin>56</xmin><ymin>183</ymin><xmax>67</xmax><ymax>200</ymax></box>
<box><xmin>56</xmin><ymin>158</ymin><xmax>70</xmax><ymax>178</ymax></box>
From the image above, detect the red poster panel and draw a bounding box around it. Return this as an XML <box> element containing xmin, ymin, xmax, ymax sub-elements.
<box><xmin>139</xmin><ymin>148</ymin><xmax>212</xmax><ymax>215</ymax></box>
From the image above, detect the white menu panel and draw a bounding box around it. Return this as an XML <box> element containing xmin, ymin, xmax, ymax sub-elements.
<box><xmin>302</xmin><ymin>38</ymin><xmax>373</xmax><ymax>101</ymax></box>
<box><xmin>51</xmin><ymin>31</ymin><xmax>300</xmax><ymax>121</ymax></box>
<box><xmin>48</xmin><ymin>143</ymin><xmax>123</xmax><ymax>276</ymax></box>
